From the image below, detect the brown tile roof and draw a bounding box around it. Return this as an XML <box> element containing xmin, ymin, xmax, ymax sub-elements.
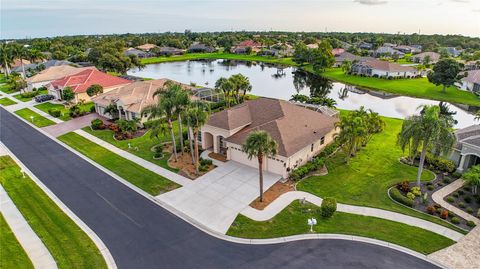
<box><xmin>362</xmin><ymin>59</ymin><xmax>417</xmax><ymax>72</ymax></box>
<box><xmin>411</xmin><ymin>52</ymin><xmax>440</xmax><ymax>62</ymax></box>
<box><xmin>462</xmin><ymin>70</ymin><xmax>480</xmax><ymax>85</ymax></box>
<box><xmin>206</xmin><ymin>98</ymin><xmax>338</xmax><ymax>157</ymax></box>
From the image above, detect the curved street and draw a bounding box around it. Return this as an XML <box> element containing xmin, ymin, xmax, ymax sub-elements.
<box><xmin>0</xmin><ymin>108</ymin><xmax>440</xmax><ymax>269</ymax></box>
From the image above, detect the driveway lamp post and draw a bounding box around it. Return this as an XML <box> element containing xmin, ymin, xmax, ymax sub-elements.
<box><xmin>30</xmin><ymin>116</ymin><xmax>34</xmax><ymax>123</ymax></box>
<box><xmin>20</xmin><ymin>169</ymin><xmax>26</xmax><ymax>178</ymax></box>
<box><xmin>307</xmin><ymin>218</ymin><xmax>317</xmax><ymax>233</ymax></box>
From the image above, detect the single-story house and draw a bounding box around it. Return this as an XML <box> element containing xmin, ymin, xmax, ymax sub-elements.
<box><xmin>11</xmin><ymin>59</ymin><xmax>76</xmax><ymax>76</ymax></box>
<box><xmin>333</xmin><ymin>52</ymin><xmax>374</xmax><ymax>67</ymax></box>
<box><xmin>395</xmin><ymin>45</ymin><xmax>422</xmax><ymax>54</ymax></box>
<box><xmin>457</xmin><ymin>70</ymin><xmax>480</xmax><ymax>93</ymax></box>
<box><xmin>331</xmin><ymin>48</ymin><xmax>345</xmax><ymax>56</ymax></box>
<box><xmin>306</xmin><ymin>43</ymin><xmax>319</xmax><ymax>49</ymax></box>
<box><xmin>357</xmin><ymin>42</ymin><xmax>373</xmax><ymax>50</ymax></box>
<box><xmin>351</xmin><ymin>59</ymin><xmax>419</xmax><ymax>78</ymax></box>
<box><xmin>201</xmin><ymin>97</ymin><xmax>338</xmax><ymax>178</ymax></box>
<box><xmin>1</xmin><ymin>59</ymin><xmax>31</xmax><ymax>75</ymax></box>
<box><xmin>157</xmin><ymin>47</ymin><xmax>185</xmax><ymax>56</ymax></box>
<box><xmin>445</xmin><ymin>47</ymin><xmax>462</xmax><ymax>57</ymax></box>
<box><xmin>410</xmin><ymin>52</ymin><xmax>441</xmax><ymax>64</ymax></box>
<box><xmin>449</xmin><ymin>125</ymin><xmax>480</xmax><ymax>173</ymax></box>
<box><xmin>188</xmin><ymin>43</ymin><xmax>216</xmax><ymax>53</ymax></box>
<box><xmin>26</xmin><ymin>65</ymin><xmax>96</xmax><ymax>91</ymax></box>
<box><xmin>232</xmin><ymin>40</ymin><xmax>263</xmax><ymax>54</ymax></box>
<box><xmin>124</xmin><ymin>48</ymin><xmax>154</xmax><ymax>58</ymax></box>
<box><xmin>373</xmin><ymin>46</ymin><xmax>405</xmax><ymax>58</ymax></box>
<box><xmin>464</xmin><ymin>61</ymin><xmax>479</xmax><ymax>71</ymax></box>
<box><xmin>48</xmin><ymin>69</ymin><xmax>131</xmax><ymax>103</ymax></box>
<box><xmin>136</xmin><ymin>43</ymin><xmax>158</xmax><ymax>51</ymax></box>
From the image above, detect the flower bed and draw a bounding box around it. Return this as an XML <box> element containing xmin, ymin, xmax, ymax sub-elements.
<box><xmin>444</xmin><ymin>184</ymin><xmax>480</xmax><ymax>224</ymax></box>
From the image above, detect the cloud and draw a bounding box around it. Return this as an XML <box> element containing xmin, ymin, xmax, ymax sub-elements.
<box><xmin>473</xmin><ymin>9</ymin><xmax>480</xmax><ymax>12</ymax></box>
<box><xmin>354</xmin><ymin>0</ymin><xmax>388</xmax><ymax>5</ymax></box>
<box><xmin>450</xmin><ymin>0</ymin><xmax>469</xmax><ymax>2</ymax></box>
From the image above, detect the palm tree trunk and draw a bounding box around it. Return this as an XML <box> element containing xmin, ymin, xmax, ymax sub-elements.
<box><xmin>20</xmin><ymin>58</ymin><xmax>26</xmax><ymax>79</ymax></box>
<box><xmin>3</xmin><ymin>60</ymin><xmax>10</xmax><ymax>77</ymax></box>
<box><xmin>168</xmin><ymin>119</ymin><xmax>178</xmax><ymax>162</ymax></box>
<box><xmin>416</xmin><ymin>143</ymin><xmax>428</xmax><ymax>187</ymax></box>
<box><xmin>258</xmin><ymin>155</ymin><xmax>264</xmax><ymax>202</ymax></box>
<box><xmin>178</xmin><ymin>114</ymin><xmax>184</xmax><ymax>155</ymax></box>
<box><xmin>188</xmin><ymin>127</ymin><xmax>195</xmax><ymax>164</ymax></box>
<box><xmin>194</xmin><ymin>130</ymin><xmax>200</xmax><ymax>175</ymax></box>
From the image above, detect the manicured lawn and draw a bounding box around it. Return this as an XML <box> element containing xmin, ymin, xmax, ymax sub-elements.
<box><xmin>141</xmin><ymin>52</ymin><xmax>295</xmax><ymax>66</ymax></box>
<box><xmin>81</xmin><ymin>121</ymin><xmax>184</xmax><ymax>173</ymax></box>
<box><xmin>13</xmin><ymin>89</ymin><xmax>48</xmax><ymax>102</ymax></box>
<box><xmin>316</xmin><ymin>68</ymin><xmax>479</xmax><ymax>106</ymax></box>
<box><xmin>297</xmin><ymin>116</ymin><xmax>466</xmax><ymax>234</ymax></box>
<box><xmin>34</xmin><ymin>102</ymin><xmax>94</xmax><ymax>121</ymax></box>
<box><xmin>14</xmin><ymin>108</ymin><xmax>56</xmax><ymax>127</ymax></box>
<box><xmin>0</xmin><ymin>74</ymin><xmax>6</xmax><ymax>83</ymax></box>
<box><xmin>0</xmin><ymin>156</ymin><xmax>107</xmax><ymax>269</ymax></box>
<box><xmin>58</xmin><ymin>132</ymin><xmax>180</xmax><ymax>195</ymax></box>
<box><xmin>227</xmin><ymin>201</ymin><xmax>455</xmax><ymax>254</ymax></box>
<box><xmin>0</xmin><ymin>213</ymin><xmax>34</xmax><ymax>269</ymax></box>
<box><xmin>0</xmin><ymin>83</ymin><xmax>16</xmax><ymax>94</ymax></box>
<box><xmin>0</xmin><ymin>97</ymin><xmax>17</xmax><ymax>106</ymax></box>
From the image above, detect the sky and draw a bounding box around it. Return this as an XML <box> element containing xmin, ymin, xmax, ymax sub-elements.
<box><xmin>1</xmin><ymin>0</ymin><xmax>479</xmax><ymax>39</ymax></box>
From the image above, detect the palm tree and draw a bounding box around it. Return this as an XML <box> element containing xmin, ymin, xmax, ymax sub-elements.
<box><xmin>172</xmin><ymin>83</ymin><xmax>191</xmax><ymax>155</ymax></box>
<box><xmin>363</xmin><ymin>109</ymin><xmax>385</xmax><ymax>146</ymax></box>
<box><xmin>397</xmin><ymin>105</ymin><xmax>456</xmax><ymax>186</ymax></box>
<box><xmin>0</xmin><ymin>43</ymin><xmax>14</xmax><ymax>78</ymax></box>
<box><xmin>462</xmin><ymin>165</ymin><xmax>480</xmax><ymax>194</ymax></box>
<box><xmin>28</xmin><ymin>49</ymin><xmax>44</xmax><ymax>64</ymax></box>
<box><xmin>475</xmin><ymin>111</ymin><xmax>480</xmax><ymax>123</ymax></box>
<box><xmin>334</xmin><ymin>112</ymin><xmax>367</xmax><ymax>163</ymax></box>
<box><xmin>340</xmin><ymin>60</ymin><xmax>352</xmax><ymax>73</ymax></box>
<box><xmin>242</xmin><ymin>131</ymin><xmax>278</xmax><ymax>202</ymax></box>
<box><xmin>215</xmin><ymin>77</ymin><xmax>234</xmax><ymax>107</ymax></box>
<box><xmin>184</xmin><ymin>101</ymin><xmax>210</xmax><ymax>175</ymax></box>
<box><xmin>230</xmin><ymin>74</ymin><xmax>252</xmax><ymax>103</ymax></box>
<box><xmin>11</xmin><ymin>44</ymin><xmax>28</xmax><ymax>78</ymax></box>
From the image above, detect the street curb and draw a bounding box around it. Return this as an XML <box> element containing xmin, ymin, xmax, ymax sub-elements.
<box><xmin>2</xmin><ymin>109</ymin><xmax>449</xmax><ymax>269</ymax></box>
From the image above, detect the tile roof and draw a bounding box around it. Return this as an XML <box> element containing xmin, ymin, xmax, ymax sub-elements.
<box><xmin>462</xmin><ymin>70</ymin><xmax>480</xmax><ymax>85</ymax></box>
<box><xmin>360</xmin><ymin>59</ymin><xmax>417</xmax><ymax>72</ymax></box>
<box><xmin>50</xmin><ymin>69</ymin><xmax>131</xmax><ymax>93</ymax></box>
<box><xmin>455</xmin><ymin>125</ymin><xmax>480</xmax><ymax>149</ymax></box>
<box><xmin>206</xmin><ymin>98</ymin><xmax>338</xmax><ymax>157</ymax></box>
<box><xmin>136</xmin><ymin>44</ymin><xmax>158</xmax><ymax>51</ymax></box>
<box><xmin>27</xmin><ymin>65</ymin><xmax>96</xmax><ymax>83</ymax></box>
<box><xmin>410</xmin><ymin>52</ymin><xmax>441</xmax><ymax>62</ymax></box>
<box><xmin>237</xmin><ymin>40</ymin><xmax>262</xmax><ymax>47</ymax></box>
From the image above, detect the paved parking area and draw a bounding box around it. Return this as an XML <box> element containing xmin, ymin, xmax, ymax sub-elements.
<box><xmin>42</xmin><ymin>113</ymin><xmax>108</xmax><ymax>137</ymax></box>
<box><xmin>156</xmin><ymin>161</ymin><xmax>282</xmax><ymax>233</ymax></box>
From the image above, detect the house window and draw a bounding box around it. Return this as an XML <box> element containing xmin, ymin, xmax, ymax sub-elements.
<box><xmin>310</xmin><ymin>144</ymin><xmax>314</xmax><ymax>152</ymax></box>
<box><xmin>320</xmin><ymin>136</ymin><xmax>325</xmax><ymax>145</ymax></box>
<box><xmin>131</xmin><ymin>112</ymin><xmax>137</xmax><ymax>119</ymax></box>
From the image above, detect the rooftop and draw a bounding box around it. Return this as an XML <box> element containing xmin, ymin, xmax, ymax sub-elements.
<box><xmin>27</xmin><ymin>65</ymin><xmax>96</xmax><ymax>84</ymax></box>
<box><xmin>50</xmin><ymin>69</ymin><xmax>130</xmax><ymax>93</ymax></box>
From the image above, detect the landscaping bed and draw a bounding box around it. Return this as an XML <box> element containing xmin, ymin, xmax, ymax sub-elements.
<box><xmin>444</xmin><ymin>184</ymin><xmax>480</xmax><ymax>220</ymax></box>
<box><xmin>249</xmin><ymin>180</ymin><xmax>295</xmax><ymax>210</ymax></box>
<box><xmin>168</xmin><ymin>150</ymin><xmax>215</xmax><ymax>179</ymax></box>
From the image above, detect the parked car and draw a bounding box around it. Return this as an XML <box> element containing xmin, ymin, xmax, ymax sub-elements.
<box><xmin>34</xmin><ymin>94</ymin><xmax>55</xmax><ymax>103</ymax></box>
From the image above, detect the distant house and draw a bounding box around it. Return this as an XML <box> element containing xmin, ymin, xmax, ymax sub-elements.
<box><xmin>410</xmin><ymin>52</ymin><xmax>441</xmax><ymax>64</ymax></box>
<box><xmin>373</xmin><ymin>46</ymin><xmax>405</xmax><ymax>58</ymax></box>
<box><xmin>449</xmin><ymin>125</ymin><xmax>480</xmax><ymax>173</ymax></box>
<box><xmin>188</xmin><ymin>43</ymin><xmax>216</xmax><ymax>53</ymax></box>
<box><xmin>92</xmin><ymin>79</ymin><xmax>196</xmax><ymax>123</ymax></box>
<box><xmin>124</xmin><ymin>48</ymin><xmax>154</xmax><ymax>58</ymax></box>
<box><xmin>395</xmin><ymin>45</ymin><xmax>422</xmax><ymax>54</ymax></box>
<box><xmin>351</xmin><ymin>59</ymin><xmax>419</xmax><ymax>78</ymax></box>
<box><xmin>357</xmin><ymin>42</ymin><xmax>373</xmax><ymax>50</ymax></box>
<box><xmin>306</xmin><ymin>43</ymin><xmax>319</xmax><ymax>49</ymax></box>
<box><xmin>331</xmin><ymin>48</ymin><xmax>345</xmax><ymax>56</ymax></box>
<box><xmin>26</xmin><ymin>65</ymin><xmax>96</xmax><ymax>91</ymax></box>
<box><xmin>464</xmin><ymin>61</ymin><xmax>479</xmax><ymax>71</ymax></box>
<box><xmin>48</xmin><ymin>69</ymin><xmax>131</xmax><ymax>103</ymax></box>
<box><xmin>157</xmin><ymin>47</ymin><xmax>184</xmax><ymax>56</ymax></box>
<box><xmin>232</xmin><ymin>40</ymin><xmax>263</xmax><ymax>54</ymax></box>
<box><xmin>457</xmin><ymin>70</ymin><xmax>480</xmax><ymax>93</ymax></box>
<box><xmin>136</xmin><ymin>43</ymin><xmax>158</xmax><ymax>51</ymax></box>
<box><xmin>445</xmin><ymin>47</ymin><xmax>462</xmax><ymax>57</ymax></box>
<box><xmin>333</xmin><ymin>52</ymin><xmax>373</xmax><ymax>67</ymax></box>
<box><xmin>201</xmin><ymin>98</ymin><xmax>338</xmax><ymax>177</ymax></box>
<box><xmin>11</xmin><ymin>59</ymin><xmax>77</xmax><ymax>77</ymax></box>
<box><xmin>338</xmin><ymin>41</ymin><xmax>352</xmax><ymax>50</ymax></box>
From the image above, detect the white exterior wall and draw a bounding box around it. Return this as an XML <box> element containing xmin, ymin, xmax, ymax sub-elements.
<box><xmin>371</xmin><ymin>69</ymin><xmax>417</xmax><ymax>78</ymax></box>
<box><xmin>27</xmin><ymin>80</ymin><xmax>51</xmax><ymax>91</ymax></box>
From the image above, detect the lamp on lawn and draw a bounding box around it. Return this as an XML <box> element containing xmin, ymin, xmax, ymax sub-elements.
<box><xmin>30</xmin><ymin>116</ymin><xmax>34</xmax><ymax>123</ymax></box>
<box><xmin>307</xmin><ymin>218</ymin><xmax>317</xmax><ymax>233</ymax></box>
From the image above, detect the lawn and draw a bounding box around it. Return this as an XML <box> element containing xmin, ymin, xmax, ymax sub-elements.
<box><xmin>81</xmin><ymin>121</ymin><xmax>184</xmax><ymax>173</ymax></box>
<box><xmin>58</xmin><ymin>132</ymin><xmax>180</xmax><ymax>195</ymax></box>
<box><xmin>0</xmin><ymin>97</ymin><xmax>17</xmax><ymax>106</ymax></box>
<box><xmin>296</xmin><ymin>116</ymin><xmax>466</xmax><ymax>234</ymax></box>
<box><xmin>316</xmin><ymin>68</ymin><xmax>479</xmax><ymax>106</ymax></box>
<box><xmin>0</xmin><ymin>83</ymin><xmax>16</xmax><ymax>94</ymax></box>
<box><xmin>0</xmin><ymin>213</ymin><xmax>34</xmax><ymax>269</ymax></box>
<box><xmin>14</xmin><ymin>108</ymin><xmax>56</xmax><ymax>127</ymax></box>
<box><xmin>227</xmin><ymin>201</ymin><xmax>455</xmax><ymax>254</ymax></box>
<box><xmin>0</xmin><ymin>156</ymin><xmax>107</xmax><ymax>269</ymax></box>
<box><xmin>13</xmin><ymin>88</ymin><xmax>48</xmax><ymax>102</ymax></box>
<box><xmin>35</xmin><ymin>102</ymin><xmax>95</xmax><ymax>121</ymax></box>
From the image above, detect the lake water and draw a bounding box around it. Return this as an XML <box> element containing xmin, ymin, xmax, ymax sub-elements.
<box><xmin>128</xmin><ymin>59</ymin><xmax>478</xmax><ymax>128</ymax></box>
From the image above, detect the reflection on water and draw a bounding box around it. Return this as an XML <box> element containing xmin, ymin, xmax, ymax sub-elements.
<box><xmin>128</xmin><ymin>59</ymin><xmax>478</xmax><ymax>128</ymax></box>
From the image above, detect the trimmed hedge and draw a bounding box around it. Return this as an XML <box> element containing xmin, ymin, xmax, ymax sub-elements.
<box><xmin>320</xmin><ymin>197</ymin><xmax>337</xmax><ymax>218</ymax></box>
<box><xmin>390</xmin><ymin>188</ymin><xmax>414</xmax><ymax>207</ymax></box>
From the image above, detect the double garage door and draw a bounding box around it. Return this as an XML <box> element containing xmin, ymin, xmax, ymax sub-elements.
<box><xmin>229</xmin><ymin>147</ymin><xmax>285</xmax><ymax>177</ymax></box>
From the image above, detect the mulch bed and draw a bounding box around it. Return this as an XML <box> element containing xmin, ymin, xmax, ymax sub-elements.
<box><xmin>168</xmin><ymin>152</ymin><xmax>215</xmax><ymax>179</ymax></box>
<box><xmin>249</xmin><ymin>180</ymin><xmax>296</xmax><ymax>210</ymax></box>
<box><xmin>208</xmin><ymin>152</ymin><xmax>227</xmax><ymax>162</ymax></box>
<box><xmin>443</xmin><ymin>185</ymin><xmax>480</xmax><ymax>220</ymax></box>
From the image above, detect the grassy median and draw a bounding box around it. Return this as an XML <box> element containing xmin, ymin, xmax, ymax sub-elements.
<box><xmin>0</xmin><ymin>213</ymin><xmax>34</xmax><ymax>269</ymax></box>
<box><xmin>0</xmin><ymin>156</ymin><xmax>107</xmax><ymax>269</ymax></box>
<box><xmin>58</xmin><ymin>132</ymin><xmax>180</xmax><ymax>195</ymax></box>
<box><xmin>14</xmin><ymin>108</ymin><xmax>56</xmax><ymax>127</ymax></box>
<box><xmin>227</xmin><ymin>201</ymin><xmax>455</xmax><ymax>254</ymax></box>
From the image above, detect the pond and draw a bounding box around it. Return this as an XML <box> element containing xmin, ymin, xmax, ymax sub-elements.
<box><xmin>128</xmin><ymin>59</ymin><xmax>477</xmax><ymax>128</ymax></box>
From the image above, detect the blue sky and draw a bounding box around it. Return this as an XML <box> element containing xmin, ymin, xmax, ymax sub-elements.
<box><xmin>1</xmin><ymin>0</ymin><xmax>479</xmax><ymax>39</ymax></box>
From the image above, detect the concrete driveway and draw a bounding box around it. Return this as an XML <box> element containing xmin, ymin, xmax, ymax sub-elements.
<box><xmin>156</xmin><ymin>161</ymin><xmax>282</xmax><ymax>233</ymax></box>
<box><xmin>42</xmin><ymin>113</ymin><xmax>108</xmax><ymax>137</ymax></box>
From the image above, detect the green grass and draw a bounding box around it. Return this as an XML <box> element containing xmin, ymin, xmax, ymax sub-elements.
<box><xmin>13</xmin><ymin>89</ymin><xmax>48</xmax><ymax>102</ymax></box>
<box><xmin>316</xmin><ymin>67</ymin><xmax>479</xmax><ymax>106</ymax></box>
<box><xmin>0</xmin><ymin>156</ymin><xmax>107</xmax><ymax>269</ymax></box>
<box><xmin>0</xmin><ymin>83</ymin><xmax>16</xmax><ymax>94</ymax></box>
<box><xmin>81</xmin><ymin>121</ymin><xmax>184</xmax><ymax>173</ymax></box>
<box><xmin>0</xmin><ymin>213</ymin><xmax>34</xmax><ymax>269</ymax></box>
<box><xmin>0</xmin><ymin>97</ymin><xmax>17</xmax><ymax>106</ymax></box>
<box><xmin>34</xmin><ymin>102</ymin><xmax>94</xmax><ymax>121</ymax></box>
<box><xmin>141</xmin><ymin>52</ymin><xmax>295</xmax><ymax>66</ymax></box>
<box><xmin>14</xmin><ymin>108</ymin><xmax>56</xmax><ymax>127</ymax></box>
<box><xmin>0</xmin><ymin>74</ymin><xmax>6</xmax><ymax>83</ymax></box>
<box><xmin>227</xmin><ymin>201</ymin><xmax>454</xmax><ymax>254</ymax></box>
<box><xmin>296</xmin><ymin>116</ymin><xmax>466</xmax><ymax>234</ymax></box>
<box><xmin>58</xmin><ymin>132</ymin><xmax>180</xmax><ymax>195</ymax></box>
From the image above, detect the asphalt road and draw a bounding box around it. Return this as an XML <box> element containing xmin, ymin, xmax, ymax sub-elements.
<box><xmin>0</xmin><ymin>108</ymin><xmax>440</xmax><ymax>269</ymax></box>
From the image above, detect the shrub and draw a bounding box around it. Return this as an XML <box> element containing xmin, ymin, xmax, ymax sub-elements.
<box><xmin>477</xmin><ymin>209</ymin><xmax>480</xmax><ymax>218</ymax></box>
<box><xmin>453</xmin><ymin>192</ymin><xmax>459</xmax><ymax>198</ymax></box>
<box><xmin>451</xmin><ymin>217</ymin><xmax>460</xmax><ymax>224</ymax></box>
<box><xmin>443</xmin><ymin>178</ymin><xmax>451</xmax><ymax>184</ymax></box>
<box><xmin>440</xmin><ymin>210</ymin><xmax>449</xmax><ymax>219</ymax></box>
<box><xmin>446</xmin><ymin>196</ymin><xmax>455</xmax><ymax>203</ymax></box>
<box><xmin>90</xmin><ymin>105</ymin><xmax>96</xmax><ymax>113</ymax></box>
<box><xmin>436</xmin><ymin>207</ymin><xmax>443</xmax><ymax>214</ymax></box>
<box><xmin>426</xmin><ymin>182</ymin><xmax>433</xmax><ymax>186</ymax></box>
<box><xmin>451</xmin><ymin>172</ymin><xmax>462</xmax><ymax>179</ymax></box>
<box><xmin>396</xmin><ymin>181</ymin><xmax>411</xmax><ymax>193</ymax></box>
<box><xmin>466</xmin><ymin>207</ymin><xmax>473</xmax><ymax>213</ymax></box>
<box><xmin>108</xmin><ymin>123</ymin><xmax>119</xmax><ymax>133</ymax></box>
<box><xmin>199</xmin><ymin>158</ymin><xmax>213</xmax><ymax>166</ymax></box>
<box><xmin>463</xmin><ymin>186</ymin><xmax>471</xmax><ymax>192</ymax></box>
<box><xmin>153</xmin><ymin>152</ymin><xmax>163</xmax><ymax>159</ymax></box>
<box><xmin>464</xmin><ymin>196</ymin><xmax>472</xmax><ymax>203</ymax></box>
<box><xmin>458</xmin><ymin>190</ymin><xmax>465</xmax><ymax>195</ymax></box>
<box><xmin>406</xmin><ymin>192</ymin><xmax>415</xmax><ymax>200</ymax></box>
<box><xmin>458</xmin><ymin>202</ymin><xmax>465</xmax><ymax>208</ymax></box>
<box><xmin>422</xmin><ymin>193</ymin><xmax>428</xmax><ymax>204</ymax></box>
<box><xmin>426</xmin><ymin>205</ymin><xmax>436</xmax><ymax>214</ymax></box>
<box><xmin>91</xmin><ymin>119</ymin><xmax>104</xmax><ymax>130</ymax></box>
<box><xmin>433</xmin><ymin>203</ymin><xmax>442</xmax><ymax>209</ymax></box>
<box><xmin>411</xmin><ymin>186</ymin><xmax>421</xmax><ymax>196</ymax></box>
<box><xmin>390</xmin><ymin>188</ymin><xmax>414</xmax><ymax>207</ymax></box>
<box><xmin>467</xmin><ymin>221</ymin><xmax>476</xmax><ymax>228</ymax></box>
<box><xmin>448</xmin><ymin>211</ymin><xmax>456</xmax><ymax>218</ymax></box>
<box><xmin>427</xmin><ymin>185</ymin><xmax>434</xmax><ymax>191</ymax></box>
<box><xmin>199</xmin><ymin>165</ymin><xmax>209</xmax><ymax>172</ymax></box>
<box><xmin>320</xmin><ymin>197</ymin><xmax>337</xmax><ymax>218</ymax></box>
<box><xmin>48</xmin><ymin>109</ymin><xmax>61</xmax><ymax>118</ymax></box>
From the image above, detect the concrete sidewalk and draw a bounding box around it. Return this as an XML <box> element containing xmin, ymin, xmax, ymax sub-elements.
<box><xmin>0</xmin><ymin>185</ymin><xmax>58</xmax><ymax>269</ymax></box>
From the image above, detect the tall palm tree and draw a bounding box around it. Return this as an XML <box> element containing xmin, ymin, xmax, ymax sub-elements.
<box><xmin>230</xmin><ymin>74</ymin><xmax>252</xmax><ymax>103</ymax></box>
<box><xmin>242</xmin><ymin>131</ymin><xmax>278</xmax><ymax>202</ymax></box>
<box><xmin>215</xmin><ymin>77</ymin><xmax>233</xmax><ymax>107</ymax></box>
<box><xmin>11</xmin><ymin>44</ymin><xmax>28</xmax><ymax>78</ymax></box>
<box><xmin>172</xmin><ymin>83</ymin><xmax>190</xmax><ymax>155</ymax></box>
<box><xmin>27</xmin><ymin>49</ymin><xmax>44</xmax><ymax>64</ymax></box>
<box><xmin>397</xmin><ymin>105</ymin><xmax>456</xmax><ymax>186</ymax></box>
<box><xmin>185</xmin><ymin>101</ymin><xmax>210</xmax><ymax>175</ymax></box>
<box><xmin>340</xmin><ymin>60</ymin><xmax>352</xmax><ymax>74</ymax></box>
<box><xmin>0</xmin><ymin>43</ymin><xmax>14</xmax><ymax>78</ymax></box>
<box><xmin>334</xmin><ymin>112</ymin><xmax>367</xmax><ymax>163</ymax></box>
<box><xmin>475</xmin><ymin>111</ymin><xmax>480</xmax><ymax>123</ymax></box>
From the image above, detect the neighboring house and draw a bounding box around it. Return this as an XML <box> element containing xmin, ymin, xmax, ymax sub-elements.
<box><xmin>92</xmin><ymin>79</ymin><xmax>196</xmax><ymax>123</ymax></box>
<box><xmin>333</xmin><ymin>52</ymin><xmax>373</xmax><ymax>67</ymax></box>
<box><xmin>457</xmin><ymin>70</ymin><xmax>480</xmax><ymax>93</ymax></box>
<box><xmin>357</xmin><ymin>42</ymin><xmax>373</xmax><ymax>50</ymax></box>
<box><xmin>306</xmin><ymin>43</ymin><xmax>319</xmax><ymax>49</ymax></box>
<box><xmin>373</xmin><ymin>46</ymin><xmax>405</xmax><ymax>58</ymax></box>
<box><xmin>201</xmin><ymin>98</ymin><xmax>338</xmax><ymax>178</ymax></box>
<box><xmin>331</xmin><ymin>48</ymin><xmax>345</xmax><ymax>56</ymax></box>
<box><xmin>449</xmin><ymin>125</ymin><xmax>480</xmax><ymax>173</ymax></box>
<box><xmin>351</xmin><ymin>59</ymin><xmax>419</xmax><ymax>78</ymax></box>
<box><xmin>26</xmin><ymin>65</ymin><xmax>96</xmax><ymax>91</ymax></box>
<box><xmin>157</xmin><ymin>47</ymin><xmax>184</xmax><ymax>56</ymax></box>
<box><xmin>136</xmin><ymin>43</ymin><xmax>158</xmax><ymax>51</ymax></box>
<box><xmin>11</xmin><ymin>59</ymin><xmax>77</xmax><ymax>76</ymax></box>
<box><xmin>464</xmin><ymin>61</ymin><xmax>479</xmax><ymax>71</ymax></box>
<box><xmin>410</xmin><ymin>52</ymin><xmax>441</xmax><ymax>64</ymax></box>
<box><xmin>445</xmin><ymin>47</ymin><xmax>462</xmax><ymax>57</ymax></box>
<box><xmin>395</xmin><ymin>45</ymin><xmax>422</xmax><ymax>54</ymax></box>
<box><xmin>232</xmin><ymin>40</ymin><xmax>263</xmax><ymax>54</ymax></box>
<box><xmin>48</xmin><ymin>69</ymin><xmax>131</xmax><ymax>103</ymax></box>
<box><xmin>188</xmin><ymin>43</ymin><xmax>216</xmax><ymax>53</ymax></box>
<box><xmin>124</xmin><ymin>48</ymin><xmax>154</xmax><ymax>58</ymax></box>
